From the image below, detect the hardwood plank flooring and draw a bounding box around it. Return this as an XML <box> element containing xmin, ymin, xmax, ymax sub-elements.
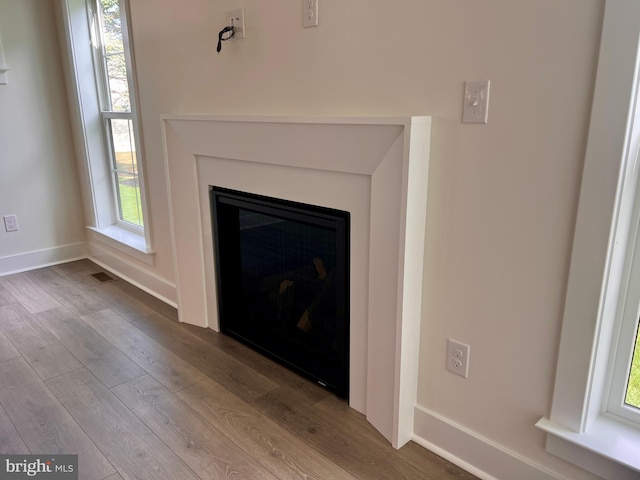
<box><xmin>179</xmin><ymin>321</ymin><xmax>331</xmax><ymax>406</ymax></box>
<box><xmin>314</xmin><ymin>395</ymin><xmax>478</xmax><ymax>479</ymax></box>
<box><xmin>26</xmin><ymin>267</ymin><xmax>105</xmax><ymax>316</ymax></box>
<box><xmin>0</xmin><ymin>403</ymin><xmax>28</xmax><ymax>454</ymax></box>
<box><xmin>112</xmin><ymin>375</ymin><xmax>279</xmax><ymax>480</ymax></box>
<box><xmin>88</xmin><ymin>282</ymin><xmax>155</xmax><ymax>322</ymax></box>
<box><xmin>177</xmin><ymin>378</ymin><xmax>357</xmax><ymax>480</ymax></box>
<box><xmin>0</xmin><ymin>304</ymin><xmax>82</xmax><ymax>380</ymax></box>
<box><xmin>36</xmin><ymin>307</ymin><xmax>145</xmax><ymax>388</ymax></box>
<box><xmin>0</xmin><ymin>330</ymin><xmax>20</xmax><ymax>363</ymax></box>
<box><xmin>0</xmin><ymin>273</ymin><xmax>61</xmax><ymax>314</ymax></box>
<box><xmin>47</xmin><ymin>368</ymin><xmax>199</xmax><ymax>480</ymax></box>
<box><xmin>53</xmin><ymin>260</ymin><xmax>155</xmax><ymax>322</ymax></box>
<box><xmin>132</xmin><ymin>313</ymin><xmax>278</xmax><ymax>402</ymax></box>
<box><xmin>0</xmin><ymin>284</ymin><xmax>15</xmax><ymax>307</ymax></box>
<box><xmin>0</xmin><ymin>259</ymin><xmax>477</xmax><ymax>480</ymax></box>
<box><xmin>80</xmin><ymin>309</ymin><xmax>206</xmax><ymax>392</ymax></box>
<box><xmin>252</xmin><ymin>386</ymin><xmax>430</xmax><ymax>480</ymax></box>
<box><xmin>0</xmin><ymin>358</ymin><xmax>114</xmax><ymax>480</ymax></box>
<box><xmin>110</xmin><ymin>279</ymin><xmax>179</xmax><ymax>322</ymax></box>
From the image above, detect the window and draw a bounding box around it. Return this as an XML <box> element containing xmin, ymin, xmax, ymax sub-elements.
<box><xmin>536</xmin><ymin>2</ymin><xmax>640</xmax><ymax>478</ymax></box>
<box><xmin>58</xmin><ymin>0</ymin><xmax>152</xmax><ymax>261</ymax></box>
<box><xmin>91</xmin><ymin>0</ymin><xmax>144</xmax><ymax>229</ymax></box>
<box><xmin>607</xmin><ymin>194</ymin><xmax>640</xmax><ymax>423</ymax></box>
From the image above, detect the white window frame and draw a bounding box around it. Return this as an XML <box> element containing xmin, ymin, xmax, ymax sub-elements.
<box><xmin>536</xmin><ymin>1</ymin><xmax>640</xmax><ymax>478</ymax></box>
<box><xmin>57</xmin><ymin>0</ymin><xmax>154</xmax><ymax>263</ymax></box>
<box><xmin>607</xmin><ymin>201</ymin><xmax>640</xmax><ymax>424</ymax></box>
<box><xmin>90</xmin><ymin>0</ymin><xmax>146</xmax><ymax>232</ymax></box>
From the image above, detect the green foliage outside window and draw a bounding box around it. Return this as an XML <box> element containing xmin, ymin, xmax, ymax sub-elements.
<box><xmin>625</xmin><ymin>330</ymin><xmax>640</xmax><ymax>409</ymax></box>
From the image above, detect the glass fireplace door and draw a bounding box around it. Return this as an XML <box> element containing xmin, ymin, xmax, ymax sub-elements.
<box><xmin>211</xmin><ymin>187</ymin><xmax>350</xmax><ymax>397</ymax></box>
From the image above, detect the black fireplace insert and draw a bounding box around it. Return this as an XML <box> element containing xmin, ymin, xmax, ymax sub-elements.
<box><xmin>210</xmin><ymin>187</ymin><xmax>350</xmax><ymax>397</ymax></box>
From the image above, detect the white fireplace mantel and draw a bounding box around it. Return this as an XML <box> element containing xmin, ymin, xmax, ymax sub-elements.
<box><xmin>162</xmin><ymin>115</ymin><xmax>432</xmax><ymax>448</ymax></box>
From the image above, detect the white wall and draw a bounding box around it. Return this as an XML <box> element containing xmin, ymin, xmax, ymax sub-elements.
<box><xmin>122</xmin><ymin>0</ymin><xmax>604</xmax><ymax>478</ymax></box>
<box><xmin>0</xmin><ymin>0</ymin><xmax>86</xmax><ymax>273</ymax></box>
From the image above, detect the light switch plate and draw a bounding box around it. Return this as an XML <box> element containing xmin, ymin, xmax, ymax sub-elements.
<box><xmin>463</xmin><ymin>80</ymin><xmax>490</xmax><ymax>124</ymax></box>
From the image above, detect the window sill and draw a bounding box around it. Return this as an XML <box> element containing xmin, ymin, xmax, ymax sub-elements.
<box><xmin>536</xmin><ymin>415</ymin><xmax>640</xmax><ymax>478</ymax></box>
<box><xmin>87</xmin><ymin>225</ymin><xmax>155</xmax><ymax>265</ymax></box>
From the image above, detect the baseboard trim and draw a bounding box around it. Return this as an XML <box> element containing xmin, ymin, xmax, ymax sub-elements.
<box><xmin>413</xmin><ymin>405</ymin><xmax>564</xmax><ymax>480</ymax></box>
<box><xmin>0</xmin><ymin>242</ymin><xmax>88</xmax><ymax>276</ymax></box>
<box><xmin>88</xmin><ymin>241</ymin><xmax>177</xmax><ymax>307</ymax></box>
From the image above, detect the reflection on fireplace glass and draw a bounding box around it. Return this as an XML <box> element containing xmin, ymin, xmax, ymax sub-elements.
<box><xmin>211</xmin><ymin>187</ymin><xmax>350</xmax><ymax>397</ymax></box>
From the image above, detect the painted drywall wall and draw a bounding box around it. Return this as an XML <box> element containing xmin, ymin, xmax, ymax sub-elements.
<box><xmin>123</xmin><ymin>0</ymin><xmax>604</xmax><ymax>478</ymax></box>
<box><xmin>0</xmin><ymin>0</ymin><xmax>85</xmax><ymax>272</ymax></box>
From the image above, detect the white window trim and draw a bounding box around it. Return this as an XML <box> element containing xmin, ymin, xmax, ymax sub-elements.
<box><xmin>87</xmin><ymin>225</ymin><xmax>154</xmax><ymax>265</ymax></box>
<box><xmin>536</xmin><ymin>1</ymin><xmax>640</xmax><ymax>478</ymax></box>
<box><xmin>57</xmin><ymin>0</ymin><xmax>154</xmax><ymax>258</ymax></box>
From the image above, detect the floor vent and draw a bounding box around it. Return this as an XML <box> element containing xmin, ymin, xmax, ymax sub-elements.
<box><xmin>90</xmin><ymin>272</ymin><xmax>115</xmax><ymax>283</ymax></box>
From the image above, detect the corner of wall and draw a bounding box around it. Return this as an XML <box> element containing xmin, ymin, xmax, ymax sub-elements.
<box><xmin>87</xmin><ymin>240</ymin><xmax>176</xmax><ymax>307</ymax></box>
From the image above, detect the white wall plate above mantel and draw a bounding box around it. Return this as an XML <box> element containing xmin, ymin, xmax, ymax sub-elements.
<box><xmin>0</xmin><ymin>30</ymin><xmax>8</xmax><ymax>85</ymax></box>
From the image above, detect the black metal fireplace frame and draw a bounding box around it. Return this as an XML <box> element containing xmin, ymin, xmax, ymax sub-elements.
<box><xmin>210</xmin><ymin>186</ymin><xmax>350</xmax><ymax>397</ymax></box>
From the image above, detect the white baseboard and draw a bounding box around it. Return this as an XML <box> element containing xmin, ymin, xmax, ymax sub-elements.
<box><xmin>88</xmin><ymin>241</ymin><xmax>177</xmax><ymax>307</ymax></box>
<box><xmin>413</xmin><ymin>405</ymin><xmax>565</xmax><ymax>480</ymax></box>
<box><xmin>0</xmin><ymin>242</ymin><xmax>88</xmax><ymax>276</ymax></box>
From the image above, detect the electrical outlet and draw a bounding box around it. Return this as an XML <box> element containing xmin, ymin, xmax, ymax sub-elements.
<box><xmin>462</xmin><ymin>80</ymin><xmax>490</xmax><ymax>124</ymax></box>
<box><xmin>303</xmin><ymin>0</ymin><xmax>318</xmax><ymax>28</ymax></box>
<box><xmin>228</xmin><ymin>8</ymin><xmax>245</xmax><ymax>39</ymax></box>
<box><xmin>446</xmin><ymin>338</ymin><xmax>470</xmax><ymax>378</ymax></box>
<box><xmin>3</xmin><ymin>214</ymin><xmax>18</xmax><ymax>232</ymax></box>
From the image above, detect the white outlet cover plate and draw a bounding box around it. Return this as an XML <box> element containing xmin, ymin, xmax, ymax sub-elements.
<box><xmin>446</xmin><ymin>338</ymin><xmax>470</xmax><ymax>378</ymax></box>
<box><xmin>463</xmin><ymin>80</ymin><xmax>490</xmax><ymax>124</ymax></box>
<box><xmin>228</xmin><ymin>8</ymin><xmax>245</xmax><ymax>39</ymax></box>
<box><xmin>3</xmin><ymin>215</ymin><xmax>18</xmax><ymax>232</ymax></box>
<box><xmin>303</xmin><ymin>0</ymin><xmax>319</xmax><ymax>28</ymax></box>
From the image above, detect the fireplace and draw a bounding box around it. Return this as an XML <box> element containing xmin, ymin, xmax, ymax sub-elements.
<box><xmin>211</xmin><ymin>187</ymin><xmax>350</xmax><ymax>396</ymax></box>
<box><xmin>162</xmin><ymin>115</ymin><xmax>432</xmax><ymax>448</ymax></box>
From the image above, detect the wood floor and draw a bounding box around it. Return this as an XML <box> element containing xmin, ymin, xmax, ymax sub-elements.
<box><xmin>0</xmin><ymin>260</ymin><xmax>477</xmax><ymax>480</ymax></box>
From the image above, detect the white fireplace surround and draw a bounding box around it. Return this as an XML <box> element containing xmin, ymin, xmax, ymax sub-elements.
<box><xmin>162</xmin><ymin>115</ymin><xmax>432</xmax><ymax>448</ymax></box>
